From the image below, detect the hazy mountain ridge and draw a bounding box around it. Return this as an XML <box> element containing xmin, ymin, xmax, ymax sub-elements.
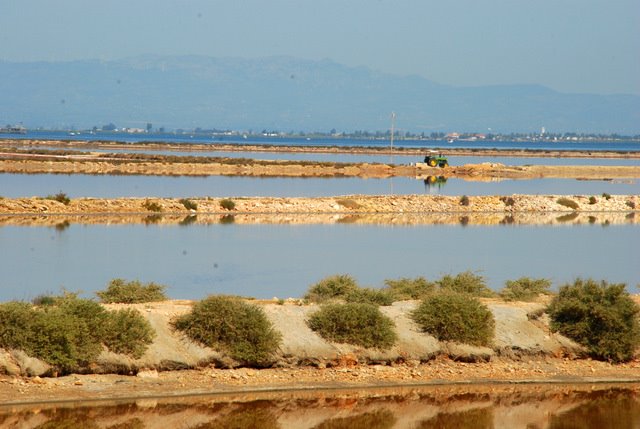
<box><xmin>1</xmin><ymin>55</ymin><xmax>638</xmax><ymax>133</ymax></box>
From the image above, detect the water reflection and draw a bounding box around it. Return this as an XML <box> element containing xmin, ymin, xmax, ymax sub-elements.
<box><xmin>1</xmin><ymin>385</ymin><xmax>638</xmax><ymax>428</ymax></box>
<box><xmin>0</xmin><ymin>221</ymin><xmax>637</xmax><ymax>301</ymax></box>
<box><xmin>1</xmin><ymin>173</ymin><xmax>638</xmax><ymax>198</ymax></box>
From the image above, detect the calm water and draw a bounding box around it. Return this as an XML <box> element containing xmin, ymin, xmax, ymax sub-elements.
<box><xmin>0</xmin><ymin>222</ymin><xmax>637</xmax><ymax>301</ymax></box>
<box><xmin>2</xmin><ymin>173</ymin><xmax>638</xmax><ymax>198</ymax></box>
<box><xmin>20</xmin><ymin>145</ymin><xmax>640</xmax><ymax>165</ymax></box>
<box><xmin>4</xmin><ymin>130</ymin><xmax>640</xmax><ymax>151</ymax></box>
<box><xmin>1</xmin><ymin>385</ymin><xmax>639</xmax><ymax>428</ymax></box>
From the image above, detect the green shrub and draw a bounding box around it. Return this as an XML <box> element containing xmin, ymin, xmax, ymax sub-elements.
<box><xmin>602</xmin><ymin>192</ymin><xmax>612</xmax><ymax>200</ymax></box>
<box><xmin>102</xmin><ymin>308</ymin><xmax>155</xmax><ymax>358</ymax></box>
<box><xmin>31</xmin><ymin>305</ymin><xmax>103</xmax><ymax>371</ymax></box>
<box><xmin>219</xmin><ymin>198</ymin><xmax>236</xmax><ymax>210</ymax></box>
<box><xmin>307</xmin><ymin>303</ymin><xmax>397</xmax><ymax>349</ymax></box>
<box><xmin>304</xmin><ymin>274</ymin><xmax>360</xmax><ymax>303</ymax></box>
<box><xmin>46</xmin><ymin>191</ymin><xmax>71</xmax><ymax>205</ymax></box>
<box><xmin>335</xmin><ymin>198</ymin><xmax>362</xmax><ymax>210</ymax></box>
<box><xmin>142</xmin><ymin>199</ymin><xmax>163</xmax><ymax>212</ymax></box>
<box><xmin>345</xmin><ymin>287</ymin><xmax>394</xmax><ymax>306</ymax></box>
<box><xmin>626</xmin><ymin>200</ymin><xmax>636</xmax><ymax>209</ymax></box>
<box><xmin>97</xmin><ymin>278</ymin><xmax>168</xmax><ymax>303</ymax></box>
<box><xmin>499</xmin><ymin>277</ymin><xmax>552</xmax><ymax>302</ymax></box>
<box><xmin>411</xmin><ymin>291</ymin><xmax>495</xmax><ymax>346</ymax></box>
<box><xmin>589</xmin><ymin>196</ymin><xmax>597</xmax><ymax>205</ymax></box>
<box><xmin>173</xmin><ymin>295</ymin><xmax>281</xmax><ymax>366</ymax></box>
<box><xmin>460</xmin><ymin>195</ymin><xmax>470</xmax><ymax>206</ymax></box>
<box><xmin>556</xmin><ymin>198</ymin><xmax>579</xmax><ymax>210</ymax></box>
<box><xmin>547</xmin><ymin>278</ymin><xmax>640</xmax><ymax>362</ymax></box>
<box><xmin>436</xmin><ymin>271</ymin><xmax>496</xmax><ymax>297</ymax></box>
<box><xmin>179</xmin><ymin>198</ymin><xmax>198</xmax><ymax>211</ymax></box>
<box><xmin>500</xmin><ymin>196</ymin><xmax>516</xmax><ymax>206</ymax></box>
<box><xmin>0</xmin><ymin>293</ymin><xmax>155</xmax><ymax>373</ymax></box>
<box><xmin>0</xmin><ymin>301</ymin><xmax>35</xmax><ymax>351</ymax></box>
<box><xmin>383</xmin><ymin>277</ymin><xmax>435</xmax><ymax>300</ymax></box>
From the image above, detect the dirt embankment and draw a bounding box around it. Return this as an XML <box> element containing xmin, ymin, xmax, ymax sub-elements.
<box><xmin>2</xmin><ymin>194</ymin><xmax>638</xmax><ymax>215</ymax></box>
<box><xmin>4</xmin><ymin>138</ymin><xmax>640</xmax><ymax>159</ymax></box>
<box><xmin>2</xmin><ymin>299</ymin><xmax>640</xmax><ymax>404</ymax></box>
<box><xmin>2</xmin><ymin>147</ymin><xmax>640</xmax><ymax>179</ymax></box>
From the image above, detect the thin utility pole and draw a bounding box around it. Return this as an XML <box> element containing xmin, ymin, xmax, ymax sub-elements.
<box><xmin>390</xmin><ymin>111</ymin><xmax>396</xmax><ymax>150</ymax></box>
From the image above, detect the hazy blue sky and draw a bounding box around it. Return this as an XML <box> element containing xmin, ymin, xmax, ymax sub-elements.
<box><xmin>1</xmin><ymin>0</ymin><xmax>638</xmax><ymax>95</ymax></box>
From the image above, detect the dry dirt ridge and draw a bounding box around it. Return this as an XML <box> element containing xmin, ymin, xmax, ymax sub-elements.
<box><xmin>3</xmin><ymin>299</ymin><xmax>640</xmax><ymax>405</ymax></box>
<box><xmin>2</xmin><ymin>150</ymin><xmax>640</xmax><ymax>180</ymax></box>
<box><xmin>0</xmin><ymin>299</ymin><xmax>596</xmax><ymax>377</ymax></box>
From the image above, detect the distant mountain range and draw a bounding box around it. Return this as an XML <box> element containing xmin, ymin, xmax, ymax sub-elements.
<box><xmin>1</xmin><ymin>55</ymin><xmax>638</xmax><ymax>133</ymax></box>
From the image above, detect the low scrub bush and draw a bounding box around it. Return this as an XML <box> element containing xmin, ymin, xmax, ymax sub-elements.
<box><xmin>556</xmin><ymin>198</ymin><xmax>579</xmax><ymax>210</ymax></box>
<box><xmin>172</xmin><ymin>295</ymin><xmax>281</xmax><ymax>366</ymax></box>
<box><xmin>304</xmin><ymin>274</ymin><xmax>393</xmax><ymax>305</ymax></box>
<box><xmin>500</xmin><ymin>277</ymin><xmax>552</xmax><ymax>302</ymax></box>
<box><xmin>411</xmin><ymin>291</ymin><xmax>495</xmax><ymax>346</ymax></box>
<box><xmin>602</xmin><ymin>192</ymin><xmax>612</xmax><ymax>200</ymax></box>
<box><xmin>383</xmin><ymin>276</ymin><xmax>435</xmax><ymax>300</ymax></box>
<box><xmin>547</xmin><ymin>278</ymin><xmax>640</xmax><ymax>362</ymax></box>
<box><xmin>142</xmin><ymin>199</ymin><xmax>163</xmax><ymax>212</ymax></box>
<box><xmin>335</xmin><ymin>198</ymin><xmax>362</xmax><ymax>209</ymax></box>
<box><xmin>345</xmin><ymin>287</ymin><xmax>394</xmax><ymax>306</ymax></box>
<box><xmin>304</xmin><ymin>274</ymin><xmax>360</xmax><ymax>303</ymax></box>
<box><xmin>0</xmin><ymin>293</ymin><xmax>154</xmax><ymax>373</ymax></box>
<box><xmin>96</xmin><ymin>278</ymin><xmax>168</xmax><ymax>303</ymax></box>
<box><xmin>46</xmin><ymin>191</ymin><xmax>71</xmax><ymax>205</ymax></box>
<box><xmin>499</xmin><ymin>196</ymin><xmax>516</xmax><ymax>206</ymax></box>
<box><xmin>436</xmin><ymin>271</ymin><xmax>496</xmax><ymax>297</ymax></box>
<box><xmin>219</xmin><ymin>198</ymin><xmax>236</xmax><ymax>210</ymax></box>
<box><xmin>179</xmin><ymin>198</ymin><xmax>198</xmax><ymax>211</ymax></box>
<box><xmin>589</xmin><ymin>196</ymin><xmax>597</xmax><ymax>205</ymax></box>
<box><xmin>102</xmin><ymin>308</ymin><xmax>156</xmax><ymax>358</ymax></box>
<box><xmin>626</xmin><ymin>200</ymin><xmax>636</xmax><ymax>209</ymax></box>
<box><xmin>307</xmin><ymin>303</ymin><xmax>397</xmax><ymax>349</ymax></box>
<box><xmin>459</xmin><ymin>195</ymin><xmax>470</xmax><ymax>206</ymax></box>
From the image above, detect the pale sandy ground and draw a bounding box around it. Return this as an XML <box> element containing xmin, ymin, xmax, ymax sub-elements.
<box><xmin>0</xmin><ymin>194</ymin><xmax>638</xmax><ymax>220</ymax></box>
<box><xmin>2</xmin><ymin>299</ymin><xmax>640</xmax><ymax>405</ymax></box>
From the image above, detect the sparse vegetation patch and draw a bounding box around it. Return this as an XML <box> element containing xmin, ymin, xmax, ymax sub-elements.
<box><xmin>179</xmin><ymin>198</ymin><xmax>198</xmax><ymax>210</ymax></box>
<box><xmin>96</xmin><ymin>278</ymin><xmax>168</xmax><ymax>303</ymax></box>
<box><xmin>436</xmin><ymin>271</ymin><xmax>496</xmax><ymax>297</ymax></box>
<box><xmin>499</xmin><ymin>277</ymin><xmax>552</xmax><ymax>302</ymax></box>
<box><xmin>0</xmin><ymin>292</ymin><xmax>154</xmax><ymax>373</ymax></box>
<box><xmin>556</xmin><ymin>198</ymin><xmax>579</xmax><ymax>210</ymax></box>
<box><xmin>547</xmin><ymin>278</ymin><xmax>640</xmax><ymax>362</ymax></box>
<box><xmin>335</xmin><ymin>198</ymin><xmax>362</xmax><ymax>210</ymax></box>
<box><xmin>383</xmin><ymin>277</ymin><xmax>435</xmax><ymax>300</ymax></box>
<box><xmin>307</xmin><ymin>303</ymin><xmax>397</xmax><ymax>349</ymax></box>
<box><xmin>411</xmin><ymin>291</ymin><xmax>495</xmax><ymax>346</ymax></box>
<box><xmin>219</xmin><ymin>198</ymin><xmax>236</xmax><ymax>210</ymax></box>
<box><xmin>172</xmin><ymin>295</ymin><xmax>282</xmax><ymax>366</ymax></box>
<box><xmin>142</xmin><ymin>199</ymin><xmax>163</xmax><ymax>212</ymax></box>
<box><xmin>45</xmin><ymin>191</ymin><xmax>71</xmax><ymax>205</ymax></box>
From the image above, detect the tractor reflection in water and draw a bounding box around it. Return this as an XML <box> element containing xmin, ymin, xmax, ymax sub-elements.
<box><xmin>424</xmin><ymin>175</ymin><xmax>448</xmax><ymax>193</ymax></box>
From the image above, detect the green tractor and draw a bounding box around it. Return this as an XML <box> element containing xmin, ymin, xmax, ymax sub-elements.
<box><xmin>424</xmin><ymin>152</ymin><xmax>449</xmax><ymax>168</ymax></box>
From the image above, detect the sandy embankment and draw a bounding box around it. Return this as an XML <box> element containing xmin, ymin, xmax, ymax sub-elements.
<box><xmin>2</xmin><ymin>298</ymin><xmax>640</xmax><ymax>404</ymax></box>
<box><xmin>0</xmin><ymin>194</ymin><xmax>637</xmax><ymax>227</ymax></box>
<box><xmin>2</xmin><ymin>143</ymin><xmax>640</xmax><ymax>179</ymax></box>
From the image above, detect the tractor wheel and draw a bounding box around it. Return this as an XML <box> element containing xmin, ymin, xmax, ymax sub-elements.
<box><xmin>428</xmin><ymin>158</ymin><xmax>437</xmax><ymax>167</ymax></box>
<box><xmin>440</xmin><ymin>161</ymin><xmax>449</xmax><ymax>168</ymax></box>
